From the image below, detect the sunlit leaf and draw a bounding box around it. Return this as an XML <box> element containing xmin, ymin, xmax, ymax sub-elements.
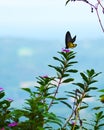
<box><xmin>98</xmin><ymin>89</ymin><xmax>104</xmax><ymax>92</ymax></box>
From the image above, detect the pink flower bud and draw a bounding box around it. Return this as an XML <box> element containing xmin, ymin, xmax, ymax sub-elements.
<box><xmin>0</xmin><ymin>87</ymin><xmax>4</xmax><ymax>92</ymax></box>
<box><xmin>62</xmin><ymin>48</ymin><xmax>70</xmax><ymax>53</ymax></box>
<box><xmin>8</xmin><ymin>122</ymin><xmax>18</xmax><ymax>127</ymax></box>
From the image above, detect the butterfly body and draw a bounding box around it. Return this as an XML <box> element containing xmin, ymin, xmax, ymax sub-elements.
<box><xmin>65</xmin><ymin>31</ymin><xmax>77</xmax><ymax>49</ymax></box>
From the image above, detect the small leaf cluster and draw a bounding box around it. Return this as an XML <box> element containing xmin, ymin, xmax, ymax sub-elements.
<box><xmin>0</xmin><ymin>89</ymin><xmax>16</xmax><ymax>129</ymax></box>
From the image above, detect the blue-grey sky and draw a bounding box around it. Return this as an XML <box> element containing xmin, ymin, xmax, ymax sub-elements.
<box><xmin>0</xmin><ymin>0</ymin><xmax>104</xmax><ymax>39</ymax></box>
<box><xmin>0</xmin><ymin>0</ymin><xmax>104</xmax><ymax>82</ymax></box>
<box><xmin>0</xmin><ymin>0</ymin><xmax>104</xmax><ymax>112</ymax></box>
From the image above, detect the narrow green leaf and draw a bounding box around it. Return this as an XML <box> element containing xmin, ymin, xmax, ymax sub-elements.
<box><xmin>58</xmin><ymin>51</ymin><xmax>67</xmax><ymax>58</ymax></box>
<box><xmin>92</xmin><ymin>107</ymin><xmax>102</xmax><ymax>110</ymax></box>
<box><xmin>82</xmin><ymin>101</ymin><xmax>88</xmax><ymax>106</ymax></box>
<box><xmin>48</xmin><ymin>119</ymin><xmax>62</xmax><ymax>127</ymax></box>
<box><xmin>99</xmin><ymin>123</ymin><xmax>104</xmax><ymax>127</ymax></box>
<box><xmin>62</xmin><ymin>73</ymin><xmax>70</xmax><ymax>78</ymax></box>
<box><xmin>84</xmin><ymin>94</ymin><xmax>92</xmax><ymax>98</ymax></box>
<box><xmin>48</xmin><ymin>65</ymin><xmax>56</xmax><ymax>69</ymax></box>
<box><xmin>53</xmin><ymin>56</ymin><xmax>64</xmax><ymax>64</ymax></box>
<box><xmin>67</xmin><ymin>95</ymin><xmax>76</xmax><ymax>99</ymax></box>
<box><xmin>98</xmin><ymin>89</ymin><xmax>104</xmax><ymax>92</ymax></box>
<box><xmin>66</xmin><ymin>69</ymin><xmax>78</xmax><ymax>73</ymax></box>
<box><xmin>89</xmin><ymin>80</ymin><xmax>98</xmax><ymax>85</ymax></box>
<box><xmin>87</xmin><ymin>69</ymin><xmax>95</xmax><ymax>77</ymax></box>
<box><xmin>87</xmin><ymin>87</ymin><xmax>98</xmax><ymax>91</ymax></box>
<box><xmin>57</xmin><ymin>98</ymin><xmax>67</xmax><ymax>101</ymax></box>
<box><xmin>96</xmin><ymin>111</ymin><xmax>103</xmax><ymax>120</ymax></box>
<box><xmin>99</xmin><ymin>94</ymin><xmax>104</xmax><ymax>98</ymax></box>
<box><xmin>49</xmin><ymin>65</ymin><xmax>63</xmax><ymax>75</ymax></box>
<box><xmin>93</xmin><ymin>72</ymin><xmax>102</xmax><ymax>78</ymax></box>
<box><xmin>80</xmin><ymin>72</ymin><xmax>88</xmax><ymax>83</ymax></box>
<box><xmin>73</xmin><ymin>83</ymin><xmax>84</xmax><ymax>90</ymax></box>
<box><xmin>63</xmin><ymin>78</ymin><xmax>74</xmax><ymax>83</ymax></box>
<box><xmin>0</xmin><ymin>92</ymin><xmax>5</xmax><ymax>99</ymax></box>
<box><xmin>67</xmin><ymin>55</ymin><xmax>75</xmax><ymax>61</ymax></box>
<box><xmin>78</xmin><ymin>105</ymin><xmax>88</xmax><ymax>110</ymax></box>
<box><xmin>68</xmin><ymin>61</ymin><xmax>78</xmax><ymax>65</ymax></box>
<box><xmin>46</xmin><ymin>113</ymin><xmax>62</xmax><ymax>127</ymax></box>
<box><xmin>61</xmin><ymin>101</ymin><xmax>72</xmax><ymax>109</ymax></box>
<box><xmin>22</xmin><ymin>88</ymin><xmax>32</xmax><ymax>93</ymax></box>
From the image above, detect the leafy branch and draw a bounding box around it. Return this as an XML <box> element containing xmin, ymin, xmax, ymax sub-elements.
<box><xmin>66</xmin><ymin>0</ymin><xmax>104</xmax><ymax>32</ymax></box>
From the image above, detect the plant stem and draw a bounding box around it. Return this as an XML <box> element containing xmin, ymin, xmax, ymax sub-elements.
<box><xmin>47</xmin><ymin>77</ymin><xmax>62</xmax><ymax>111</ymax></box>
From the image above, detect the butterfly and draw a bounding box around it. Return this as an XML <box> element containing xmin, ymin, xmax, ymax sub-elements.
<box><xmin>65</xmin><ymin>31</ymin><xmax>77</xmax><ymax>49</ymax></box>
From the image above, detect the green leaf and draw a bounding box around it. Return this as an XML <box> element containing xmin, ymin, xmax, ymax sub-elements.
<box><xmin>57</xmin><ymin>98</ymin><xmax>67</xmax><ymax>101</ymax></box>
<box><xmin>67</xmin><ymin>55</ymin><xmax>75</xmax><ymax>61</ymax></box>
<box><xmin>80</xmin><ymin>72</ymin><xmax>88</xmax><ymax>83</ymax></box>
<box><xmin>93</xmin><ymin>72</ymin><xmax>102</xmax><ymax>78</ymax></box>
<box><xmin>62</xmin><ymin>73</ymin><xmax>70</xmax><ymax>78</ymax></box>
<box><xmin>87</xmin><ymin>69</ymin><xmax>95</xmax><ymax>77</ymax></box>
<box><xmin>22</xmin><ymin>88</ymin><xmax>32</xmax><ymax>94</ymax></box>
<box><xmin>87</xmin><ymin>87</ymin><xmax>98</xmax><ymax>91</ymax></box>
<box><xmin>73</xmin><ymin>83</ymin><xmax>84</xmax><ymax>90</ymax></box>
<box><xmin>46</xmin><ymin>112</ymin><xmax>63</xmax><ymax>127</ymax></box>
<box><xmin>99</xmin><ymin>123</ymin><xmax>104</xmax><ymax>127</ymax></box>
<box><xmin>96</xmin><ymin>111</ymin><xmax>103</xmax><ymax>120</ymax></box>
<box><xmin>89</xmin><ymin>80</ymin><xmax>98</xmax><ymax>85</ymax></box>
<box><xmin>68</xmin><ymin>61</ymin><xmax>78</xmax><ymax>65</ymax></box>
<box><xmin>98</xmin><ymin>89</ymin><xmax>104</xmax><ymax>92</ymax></box>
<box><xmin>1</xmin><ymin>100</ymin><xmax>11</xmax><ymax>108</ymax></box>
<box><xmin>61</xmin><ymin>101</ymin><xmax>72</xmax><ymax>109</ymax></box>
<box><xmin>66</xmin><ymin>69</ymin><xmax>78</xmax><ymax>73</ymax></box>
<box><xmin>99</xmin><ymin>94</ymin><xmax>104</xmax><ymax>98</ymax></box>
<box><xmin>84</xmin><ymin>94</ymin><xmax>92</xmax><ymax>98</ymax></box>
<box><xmin>66</xmin><ymin>91</ymin><xmax>75</xmax><ymax>95</ymax></box>
<box><xmin>92</xmin><ymin>107</ymin><xmax>102</xmax><ymax>110</ymax></box>
<box><xmin>58</xmin><ymin>51</ymin><xmax>67</xmax><ymax>59</ymax></box>
<box><xmin>48</xmin><ymin>64</ymin><xmax>56</xmax><ymax>69</ymax></box>
<box><xmin>0</xmin><ymin>92</ymin><xmax>5</xmax><ymax>99</ymax></box>
<box><xmin>53</xmin><ymin>56</ymin><xmax>64</xmax><ymax>64</ymax></box>
<box><xmin>78</xmin><ymin>105</ymin><xmax>88</xmax><ymax>110</ymax></box>
<box><xmin>63</xmin><ymin>78</ymin><xmax>74</xmax><ymax>83</ymax></box>
<box><xmin>49</xmin><ymin>65</ymin><xmax>63</xmax><ymax>75</ymax></box>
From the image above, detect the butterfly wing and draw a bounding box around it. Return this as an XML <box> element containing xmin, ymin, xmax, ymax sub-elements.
<box><xmin>65</xmin><ymin>31</ymin><xmax>77</xmax><ymax>49</ymax></box>
<box><xmin>67</xmin><ymin>42</ymin><xmax>77</xmax><ymax>48</ymax></box>
<box><xmin>65</xmin><ymin>31</ymin><xmax>72</xmax><ymax>49</ymax></box>
<box><xmin>72</xmin><ymin>35</ymin><xmax>76</xmax><ymax>43</ymax></box>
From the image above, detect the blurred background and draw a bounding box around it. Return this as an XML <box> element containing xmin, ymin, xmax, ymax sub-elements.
<box><xmin>0</xmin><ymin>0</ymin><xmax>104</xmax><ymax>110</ymax></box>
